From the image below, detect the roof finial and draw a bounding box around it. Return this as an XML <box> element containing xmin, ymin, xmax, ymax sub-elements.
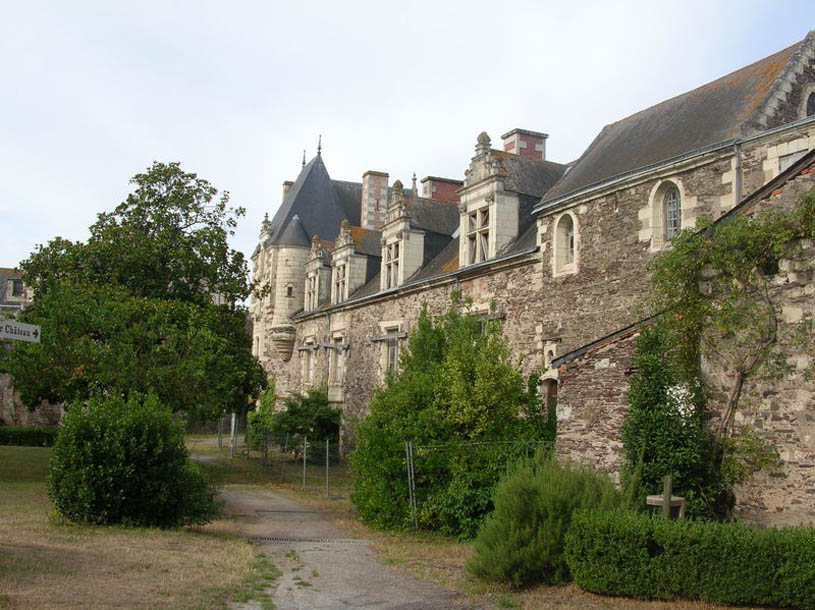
<box><xmin>302</xmin><ymin>150</ymin><xmax>306</xmax><ymax>168</ymax></box>
<box><xmin>317</xmin><ymin>134</ymin><xmax>322</xmax><ymax>156</ymax></box>
<box><xmin>411</xmin><ymin>173</ymin><xmax>418</xmax><ymax>200</ymax></box>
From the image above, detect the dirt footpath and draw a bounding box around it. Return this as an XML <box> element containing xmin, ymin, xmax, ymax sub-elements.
<box><xmin>218</xmin><ymin>485</ymin><xmax>479</xmax><ymax>610</ymax></box>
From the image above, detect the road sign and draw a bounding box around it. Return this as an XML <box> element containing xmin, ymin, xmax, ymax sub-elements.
<box><xmin>0</xmin><ymin>319</ymin><xmax>41</xmax><ymax>343</ymax></box>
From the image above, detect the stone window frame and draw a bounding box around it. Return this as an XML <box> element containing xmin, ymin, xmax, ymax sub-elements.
<box><xmin>801</xmin><ymin>83</ymin><xmax>815</xmax><ymax>120</ymax></box>
<box><xmin>11</xmin><ymin>279</ymin><xmax>23</xmax><ymax>298</ymax></box>
<box><xmin>372</xmin><ymin>320</ymin><xmax>407</xmax><ymax>381</ymax></box>
<box><xmin>663</xmin><ymin>186</ymin><xmax>681</xmax><ymax>241</ymax></box>
<box><xmin>552</xmin><ymin>211</ymin><xmax>579</xmax><ymax>277</ymax></box>
<box><xmin>466</xmin><ymin>206</ymin><xmax>490</xmax><ymax>265</ymax></box>
<box><xmin>304</xmin><ymin>272</ymin><xmax>318</xmax><ymax>312</ymax></box>
<box><xmin>383</xmin><ymin>240</ymin><xmax>401</xmax><ymax>289</ymax></box>
<box><xmin>298</xmin><ymin>338</ymin><xmax>319</xmax><ymax>389</ymax></box>
<box><xmin>332</xmin><ymin>262</ymin><xmax>347</xmax><ymax>304</ymax></box>
<box><xmin>647</xmin><ymin>178</ymin><xmax>690</xmax><ymax>251</ymax></box>
<box><xmin>328</xmin><ymin>332</ymin><xmax>347</xmax><ymax>386</ymax></box>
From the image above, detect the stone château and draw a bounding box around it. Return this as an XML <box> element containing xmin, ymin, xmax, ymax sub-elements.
<box><xmin>252</xmin><ymin>33</ymin><xmax>815</xmax><ymax>525</ymax></box>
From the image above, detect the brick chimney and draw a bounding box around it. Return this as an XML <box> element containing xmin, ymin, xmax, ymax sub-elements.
<box><xmin>501</xmin><ymin>128</ymin><xmax>548</xmax><ymax>160</ymax></box>
<box><xmin>361</xmin><ymin>170</ymin><xmax>389</xmax><ymax>230</ymax></box>
<box><xmin>420</xmin><ymin>176</ymin><xmax>463</xmax><ymax>203</ymax></box>
<box><xmin>282</xmin><ymin>180</ymin><xmax>294</xmax><ymax>201</ymax></box>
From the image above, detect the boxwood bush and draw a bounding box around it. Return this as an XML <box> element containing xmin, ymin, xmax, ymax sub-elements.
<box><xmin>565</xmin><ymin>509</ymin><xmax>815</xmax><ymax>609</ymax></box>
<box><xmin>48</xmin><ymin>392</ymin><xmax>219</xmax><ymax>527</ymax></box>
<box><xmin>0</xmin><ymin>426</ymin><xmax>58</xmax><ymax>446</ymax></box>
<box><xmin>466</xmin><ymin>452</ymin><xmax>619</xmax><ymax>587</ymax></box>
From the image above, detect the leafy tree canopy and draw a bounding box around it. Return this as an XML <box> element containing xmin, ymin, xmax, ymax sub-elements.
<box><xmin>22</xmin><ymin>161</ymin><xmax>252</xmax><ymax>306</ymax></box>
<box><xmin>1</xmin><ymin>162</ymin><xmax>265</xmax><ymax>419</ymax></box>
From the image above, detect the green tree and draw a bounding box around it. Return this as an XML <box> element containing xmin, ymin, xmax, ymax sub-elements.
<box><xmin>350</xmin><ymin>298</ymin><xmax>554</xmax><ymax>538</ymax></box>
<box><xmin>269</xmin><ymin>388</ymin><xmax>340</xmax><ymax>446</ymax></box>
<box><xmin>0</xmin><ymin>162</ymin><xmax>265</xmax><ymax>420</ymax></box>
<box><xmin>23</xmin><ymin>162</ymin><xmax>252</xmax><ymax>306</ymax></box>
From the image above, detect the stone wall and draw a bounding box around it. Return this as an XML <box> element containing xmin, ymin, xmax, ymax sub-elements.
<box><xmin>554</xmin><ymin>330</ymin><xmax>638</xmax><ymax>480</ymax></box>
<box><xmin>0</xmin><ymin>374</ymin><xmax>62</xmax><ymax>428</ymax></box>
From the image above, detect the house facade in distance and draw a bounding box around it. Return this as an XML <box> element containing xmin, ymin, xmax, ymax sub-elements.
<box><xmin>251</xmin><ymin>32</ymin><xmax>815</xmax><ymax>525</ymax></box>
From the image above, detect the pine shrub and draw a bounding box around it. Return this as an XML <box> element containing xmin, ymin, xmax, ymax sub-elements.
<box><xmin>48</xmin><ymin>393</ymin><xmax>219</xmax><ymax>527</ymax></box>
<box><xmin>466</xmin><ymin>452</ymin><xmax>619</xmax><ymax>587</ymax></box>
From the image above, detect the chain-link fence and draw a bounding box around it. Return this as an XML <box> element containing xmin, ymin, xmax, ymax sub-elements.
<box><xmin>259</xmin><ymin>433</ymin><xmax>349</xmax><ymax>499</ymax></box>
<box><xmin>214</xmin><ymin>413</ymin><xmax>350</xmax><ymax>499</ymax></box>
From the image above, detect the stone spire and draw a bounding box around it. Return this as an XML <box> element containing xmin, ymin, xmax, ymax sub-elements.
<box><xmin>476</xmin><ymin>131</ymin><xmax>491</xmax><ymax>155</ymax></box>
<box><xmin>411</xmin><ymin>172</ymin><xmax>417</xmax><ymax>200</ymax></box>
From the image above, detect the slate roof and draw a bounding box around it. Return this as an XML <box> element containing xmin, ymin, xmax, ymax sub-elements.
<box><xmin>491</xmin><ymin>151</ymin><xmax>567</xmax><ymax>197</ymax></box>
<box><xmin>265</xmin><ymin>154</ymin><xmax>361</xmax><ymax>248</ymax></box>
<box><xmin>348</xmin><ymin>226</ymin><xmax>382</xmax><ymax>257</ymax></box>
<box><xmin>541</xmin><ymin>35</ymin><xmax>811</xmax><ymax>206</ymax></box>
<box><xmin>403</xmin><ymin>198</ymin><xmax>459</xmax><ymax>235</ymax></box>
<box><xmin>275</xmin><ymin>214</ymin><xmax>311</xmax><ymax>247</ymax></box>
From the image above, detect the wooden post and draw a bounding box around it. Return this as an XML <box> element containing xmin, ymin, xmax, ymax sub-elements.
<box><xmin>662</xmin><ymin>475</ymin><xmax>673</xmax><ymax>518</ymax></box>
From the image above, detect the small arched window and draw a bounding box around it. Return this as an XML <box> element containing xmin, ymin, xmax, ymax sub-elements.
<box><xmin>663</xmin><ymin>187</ymin><xmax>681</xmax><ymax>241</ymax></box>
<box><xmin>286</xmin><ymin>284</ymin><xmax>294</xmax><ymax>297</ymax></box>
<box><xmin>554</xmin><ymin>213</ymin><xmax>576</xmax><ymax>273</ymax></box>
<box><xmin>807</xmin><ymin>93</ymin><xmax>815</xmax><ymax>118</ymax></box>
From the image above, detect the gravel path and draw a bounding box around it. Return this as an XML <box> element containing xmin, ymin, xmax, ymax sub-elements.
<box><xmin>218</xmin><ymin>484</ymin><xmax>480</xmax><ymax>610</ymax></box>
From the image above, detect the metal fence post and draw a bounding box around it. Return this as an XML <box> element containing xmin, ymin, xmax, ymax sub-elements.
<box><xmin>229</xmin><ymin>412</ymin><xmax>236</xmax><ymax>458</ymax></box>
<box><xmin>325</xmin><ymin>438</ymin><xmax>330</xmax><ymax>499</ymax></box>
<box><xmin>302</xmin><ymin>436</ymin><xmax>308</xmax><ymax>491</ymax></box>
<box><xmin>217</xmin><ymin>416</ymin><xmax>222</xmax><ymax>450</ymax></box>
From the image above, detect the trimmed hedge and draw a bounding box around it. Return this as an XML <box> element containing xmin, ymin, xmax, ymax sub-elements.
<box><xmin>565</xmin><ymin>509</ymin><xmax>815</xmax><ymax>609</ymax></box>
<box><xmin>0</xmin><ymin>426</ymin><xmax>58</xmax><ymax>447</ymax></box>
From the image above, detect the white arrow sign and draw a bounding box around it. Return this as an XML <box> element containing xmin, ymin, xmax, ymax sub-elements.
<box><xmin>0</xmin><ymin>319</ymin><xmax>41</xmax><ymax>343</ymax></box>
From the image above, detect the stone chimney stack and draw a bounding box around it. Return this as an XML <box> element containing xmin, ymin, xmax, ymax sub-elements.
<box><xmin>361</xmin><ymin>170</ymin><xmax>389</xmax><ymax>230</ymax></box>
<box><xmin>282</xmin><ymin>181</ymin><xmax>294</xmax><ymax>201</ymax></box>
<box><xmin>501</xmin><ymin>128</ymin><xmax>548</xmax><ymax>160</ymax></box>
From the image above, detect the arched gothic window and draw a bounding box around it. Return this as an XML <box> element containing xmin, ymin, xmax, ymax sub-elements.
<box><xmin>663</xmin><ymin>187</ymin><xmax>681</xmax><ymax>241</ymax></box>
<box><xmin>554</xmin><ymin>213</ymin><xmax>576</xmax><ymax>273</ymax></box>
<box><xmin>807</xmin><ymin>92</ymin><xmax>815</xmax><ymax>118</ymax></box>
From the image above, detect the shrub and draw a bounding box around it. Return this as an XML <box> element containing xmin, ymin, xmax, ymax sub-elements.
<box><xmin>565</xmin><ymin>509</ymin><xmax>815</xmax><ymax>609</ymax></box>
<box><xmin>466</xmin><ymin>452</ymin><xmax>619</xmax><ymax>587</ymax></box>
<box><xmin>48</xmin><ymin>392</ymin><xmax>219</xmax><ymax>527</ymax></box>
<box><xmin>0</xmin><ymin>426</ymin><xmax>58</xmax><ymax>447</ymax></box>
<box><xmin>350</xmin><ymin>300</ymin><xmax>554</xmax><ymax>539</ymax></box>
<box><xmin>622</xmin><ymin>326</ymin><xmax>729</xmax><ymax>518</ymax></box>
<box><xmin>270</xmin><ymin>387</ymin><xmax>340</xmax><ymax>448</ymax></box>
<box><xmin>247</xmin><ymin>381</ymin><xmax>276</xmax><ymax>450</ymax></box>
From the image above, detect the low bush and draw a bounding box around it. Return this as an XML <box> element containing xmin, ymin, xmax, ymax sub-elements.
<box><xmin>466</xmin><ymin>452</ymin><xmax>619</xmax><ymax>587</ymax></box>
<box><xmin>268</xmin><ymin>387</ymin><xmax>340</xmax><ymax>448</ymax></box>
<box><xmin>565</xmin><ymin>509</ymin><xmax>815</xmax><ymax>609</ymax></box>
<box><xmin>48</xmin><ymin>392</ymin><xmax>219</xmax><ymax>527</ymax></box>
<box><xmin>0</xmin><ymin>426</ymin><xmax>58</xmax><ymax>447</ymax></box>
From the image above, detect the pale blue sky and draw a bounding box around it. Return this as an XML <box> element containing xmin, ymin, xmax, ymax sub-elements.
<box><xmin>1</xmin><ymin>0</ymin><xmax>812</xmax><ymax>271</ymax></box>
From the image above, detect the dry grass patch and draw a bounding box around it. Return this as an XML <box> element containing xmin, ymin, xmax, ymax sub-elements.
<box><xmin>0</xmin><ymin>445</ymin><xmax>255</xmax><ymax>610</ymax></box>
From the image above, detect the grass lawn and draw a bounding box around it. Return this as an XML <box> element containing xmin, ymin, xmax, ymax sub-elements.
<box><xmin>0</xmin><ymin>445</ymin><xmax>257</xmax><ymax>610</ymax></box>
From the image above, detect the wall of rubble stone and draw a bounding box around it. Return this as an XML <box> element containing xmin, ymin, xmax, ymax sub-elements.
<box><xmin>0</xmin><ymin>373</ymin><xmax>62</xmax><ymax>428</ymax></box>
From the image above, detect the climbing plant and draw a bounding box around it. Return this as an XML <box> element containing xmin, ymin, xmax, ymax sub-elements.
<box><xmin>624</xmin><ymin>189</ymin><xmax>815</xmax><ymax>517</ymax></box>
<box><xmin>644</xmin><ymin>190</ymin><xmax>815</xmax><ymax>438</ymax></box>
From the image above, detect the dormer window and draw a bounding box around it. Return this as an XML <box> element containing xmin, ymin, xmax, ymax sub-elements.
<box><xmin>384</xmin><ymin>241</ymin><xmax>400</xmax><ymax>288</ymax></box>
<box><xmin>333</xmin><ymin>263</ymin><xmax>346</xmax><ymax>303</ymax></box>
<box><xmin>467</xmin><ymin>207</ymin><xmax>489</xmax><ymax>264</ymax></box>
<box><xmin>305</xmin><ymin>273</ymin><xmax>318</xmax><ymax>311</ymax></box>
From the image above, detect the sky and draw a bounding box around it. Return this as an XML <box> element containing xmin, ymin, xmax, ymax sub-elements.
<box><xmin>1</xmin><ymin>0</ymin><xmax>812</xmax><ymax>271</ymax></box>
